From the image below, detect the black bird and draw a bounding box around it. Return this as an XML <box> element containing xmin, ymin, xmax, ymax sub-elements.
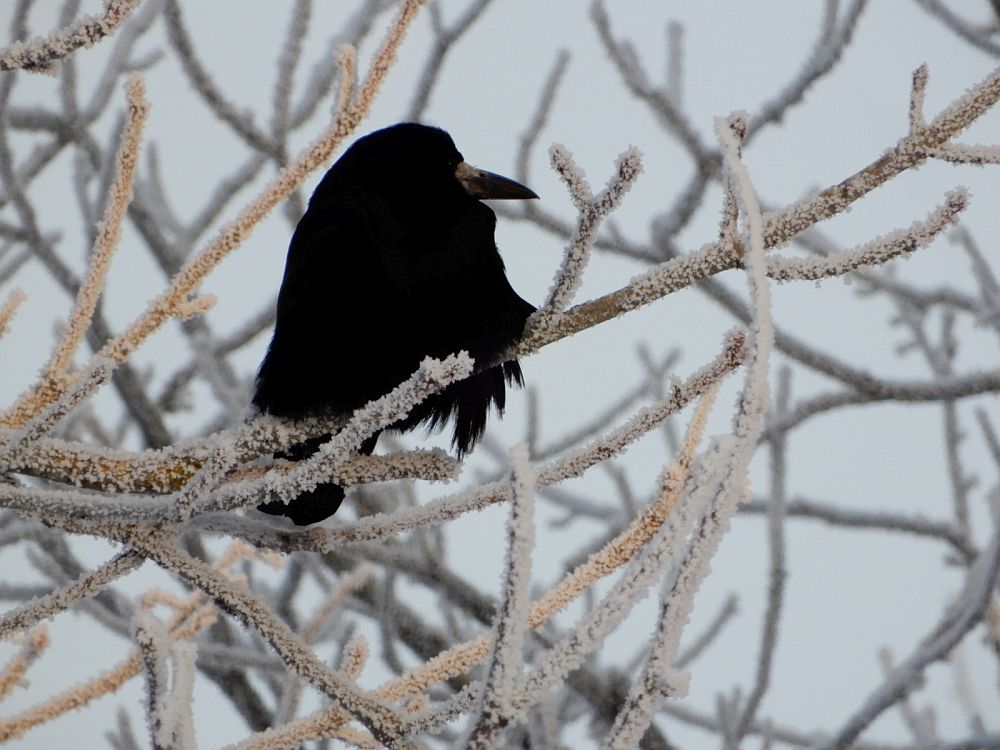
<box><xmin>252</xmin><ymin>123</ymin><xmax>537</xmax><ymax>525</ymax></box>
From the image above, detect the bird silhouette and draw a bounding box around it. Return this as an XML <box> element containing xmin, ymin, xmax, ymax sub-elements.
<box><xmin>252</xmin><ymin>123</ymin><xmax>537</xmax><ymax>524</ymax></box>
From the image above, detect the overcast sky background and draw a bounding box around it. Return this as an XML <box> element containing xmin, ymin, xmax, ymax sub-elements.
<box><xmin>2</xmin><ymin>2</ymin><xmax>1000</xmax><ymax>748</ymax></box>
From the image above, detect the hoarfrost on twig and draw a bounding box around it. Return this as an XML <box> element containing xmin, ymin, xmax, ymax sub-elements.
<box><xmin>0</xmin><ymin>0</ymin><xmax>145</xmax><ymax>74</ymax></box>
<box><xmin>465</xmin><ymin>444</ymin><xmax>536</xmax><ymax>748</ymax></box>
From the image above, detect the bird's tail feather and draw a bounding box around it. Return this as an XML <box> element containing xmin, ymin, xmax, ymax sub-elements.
<box><xmin>396</xmin><ymin>361</ymin><xmax>522</xmax><ymax>456</ymax></box>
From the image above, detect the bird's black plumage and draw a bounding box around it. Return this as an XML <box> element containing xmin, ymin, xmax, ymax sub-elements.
<box><xmin>252</xmin><ymin>123</ymin><xmax>537</xmax><ymax>525</ymax></box>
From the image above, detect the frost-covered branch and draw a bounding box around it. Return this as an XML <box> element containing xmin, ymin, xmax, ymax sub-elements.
<box><xmin>600</xmin><ymin>114</ymin><xmax>776</xmax><ymax>748</ymax></box>
<box><xmin>233</xmin><ymin>329</ymin><xmax>745</xmax><ymax>549</ymax></box>
<box><xmin>0</xmin><ymin>585</ymin><xmax>215</xmax><ymax>743</ymax></box>
<box><xmin>0</xmin><ymin>627</ymin><xmax>49</xmax><ymax>701</ymax></box>
<box><xmin>735</xmin><ymin>367</ymin><xmax>790</xmax><ymax>739</ymax></box>
<box><xmin>163</xmin><ymin>0</ymin><xmax>278</xmax><ymax>158</ymax></box>
<box><xmin>116</xmin><ymin>527</ymin><xmax>411</xmax><ymax>746</ymax></box>
<box><xmin>134</xmin><ymin>612</ymin><xmax>171</xmax><ymax>750</ymax></box>
<box><xmin>764</xmin><ymin>188</ymin><xmax>968</xmax><ymax>282</ymax></box>
<box><xmin>511</xmin><ymin>62</ymin><xmax>1000</xmax><ymax>369</ymax></box>
<box><xmin>0</xmin><ymin>0</ymin><xmax>426</xmax><ymax>432</ymax></box>
<box><xmin>817</xmin><ymin>516</ymin><xmax>1000</xmax><ymax>750</ymax></box>
<box><xmin>406</xmin><ymin>0</ymin><xmax>495</xmax><ymax>121</ymax></box>
<box><xmin>0</xmin><ymin>286</ymin><xmax>25</xmax><ymax>339</ymax></box>
<box><xmin>537</xmin><ymin>144</ymin><xmax>642</xmax><ymax>318</ymax></box>
<box><xmin>0</xmin><ymin>549</ymin><xmax>143</xmax><ymax>638</ymax></box>
<box><xmin>0</xmin><ymin>0</ymin><xmax>144</xmax><ymax>73</ymax></box>
<box><xmin>43</xmin><ymin>74</ymin><xmax>148</xmax><ymax>381</ymax></box>
<box><xmin>464</xmin><ymin>444</ymin><xmax>535</xmax><ymax>748</ymax></box>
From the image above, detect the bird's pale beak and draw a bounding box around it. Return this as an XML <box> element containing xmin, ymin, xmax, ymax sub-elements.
<box><xmin>455</xmin><ymin>161</ymin><xmax>538</xmax><ymax>200</ymax></box>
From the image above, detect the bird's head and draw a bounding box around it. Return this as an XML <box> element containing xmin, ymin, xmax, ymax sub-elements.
<box><xmin>330</xmin><ymin>122</ymin><xmax>538</xmax><ymax>205</ymax></box>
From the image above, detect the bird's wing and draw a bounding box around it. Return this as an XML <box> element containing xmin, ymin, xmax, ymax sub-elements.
<box><xmin>254</xmin><ymin>203</ymin><xmax>417</xmax><ymax>416</ymax></box>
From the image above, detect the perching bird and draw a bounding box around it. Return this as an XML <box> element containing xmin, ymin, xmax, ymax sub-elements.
<box><xmin>252</xmin><ymin>123</ymin><xmax>538</xmax><ymax>525</ymax></box>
